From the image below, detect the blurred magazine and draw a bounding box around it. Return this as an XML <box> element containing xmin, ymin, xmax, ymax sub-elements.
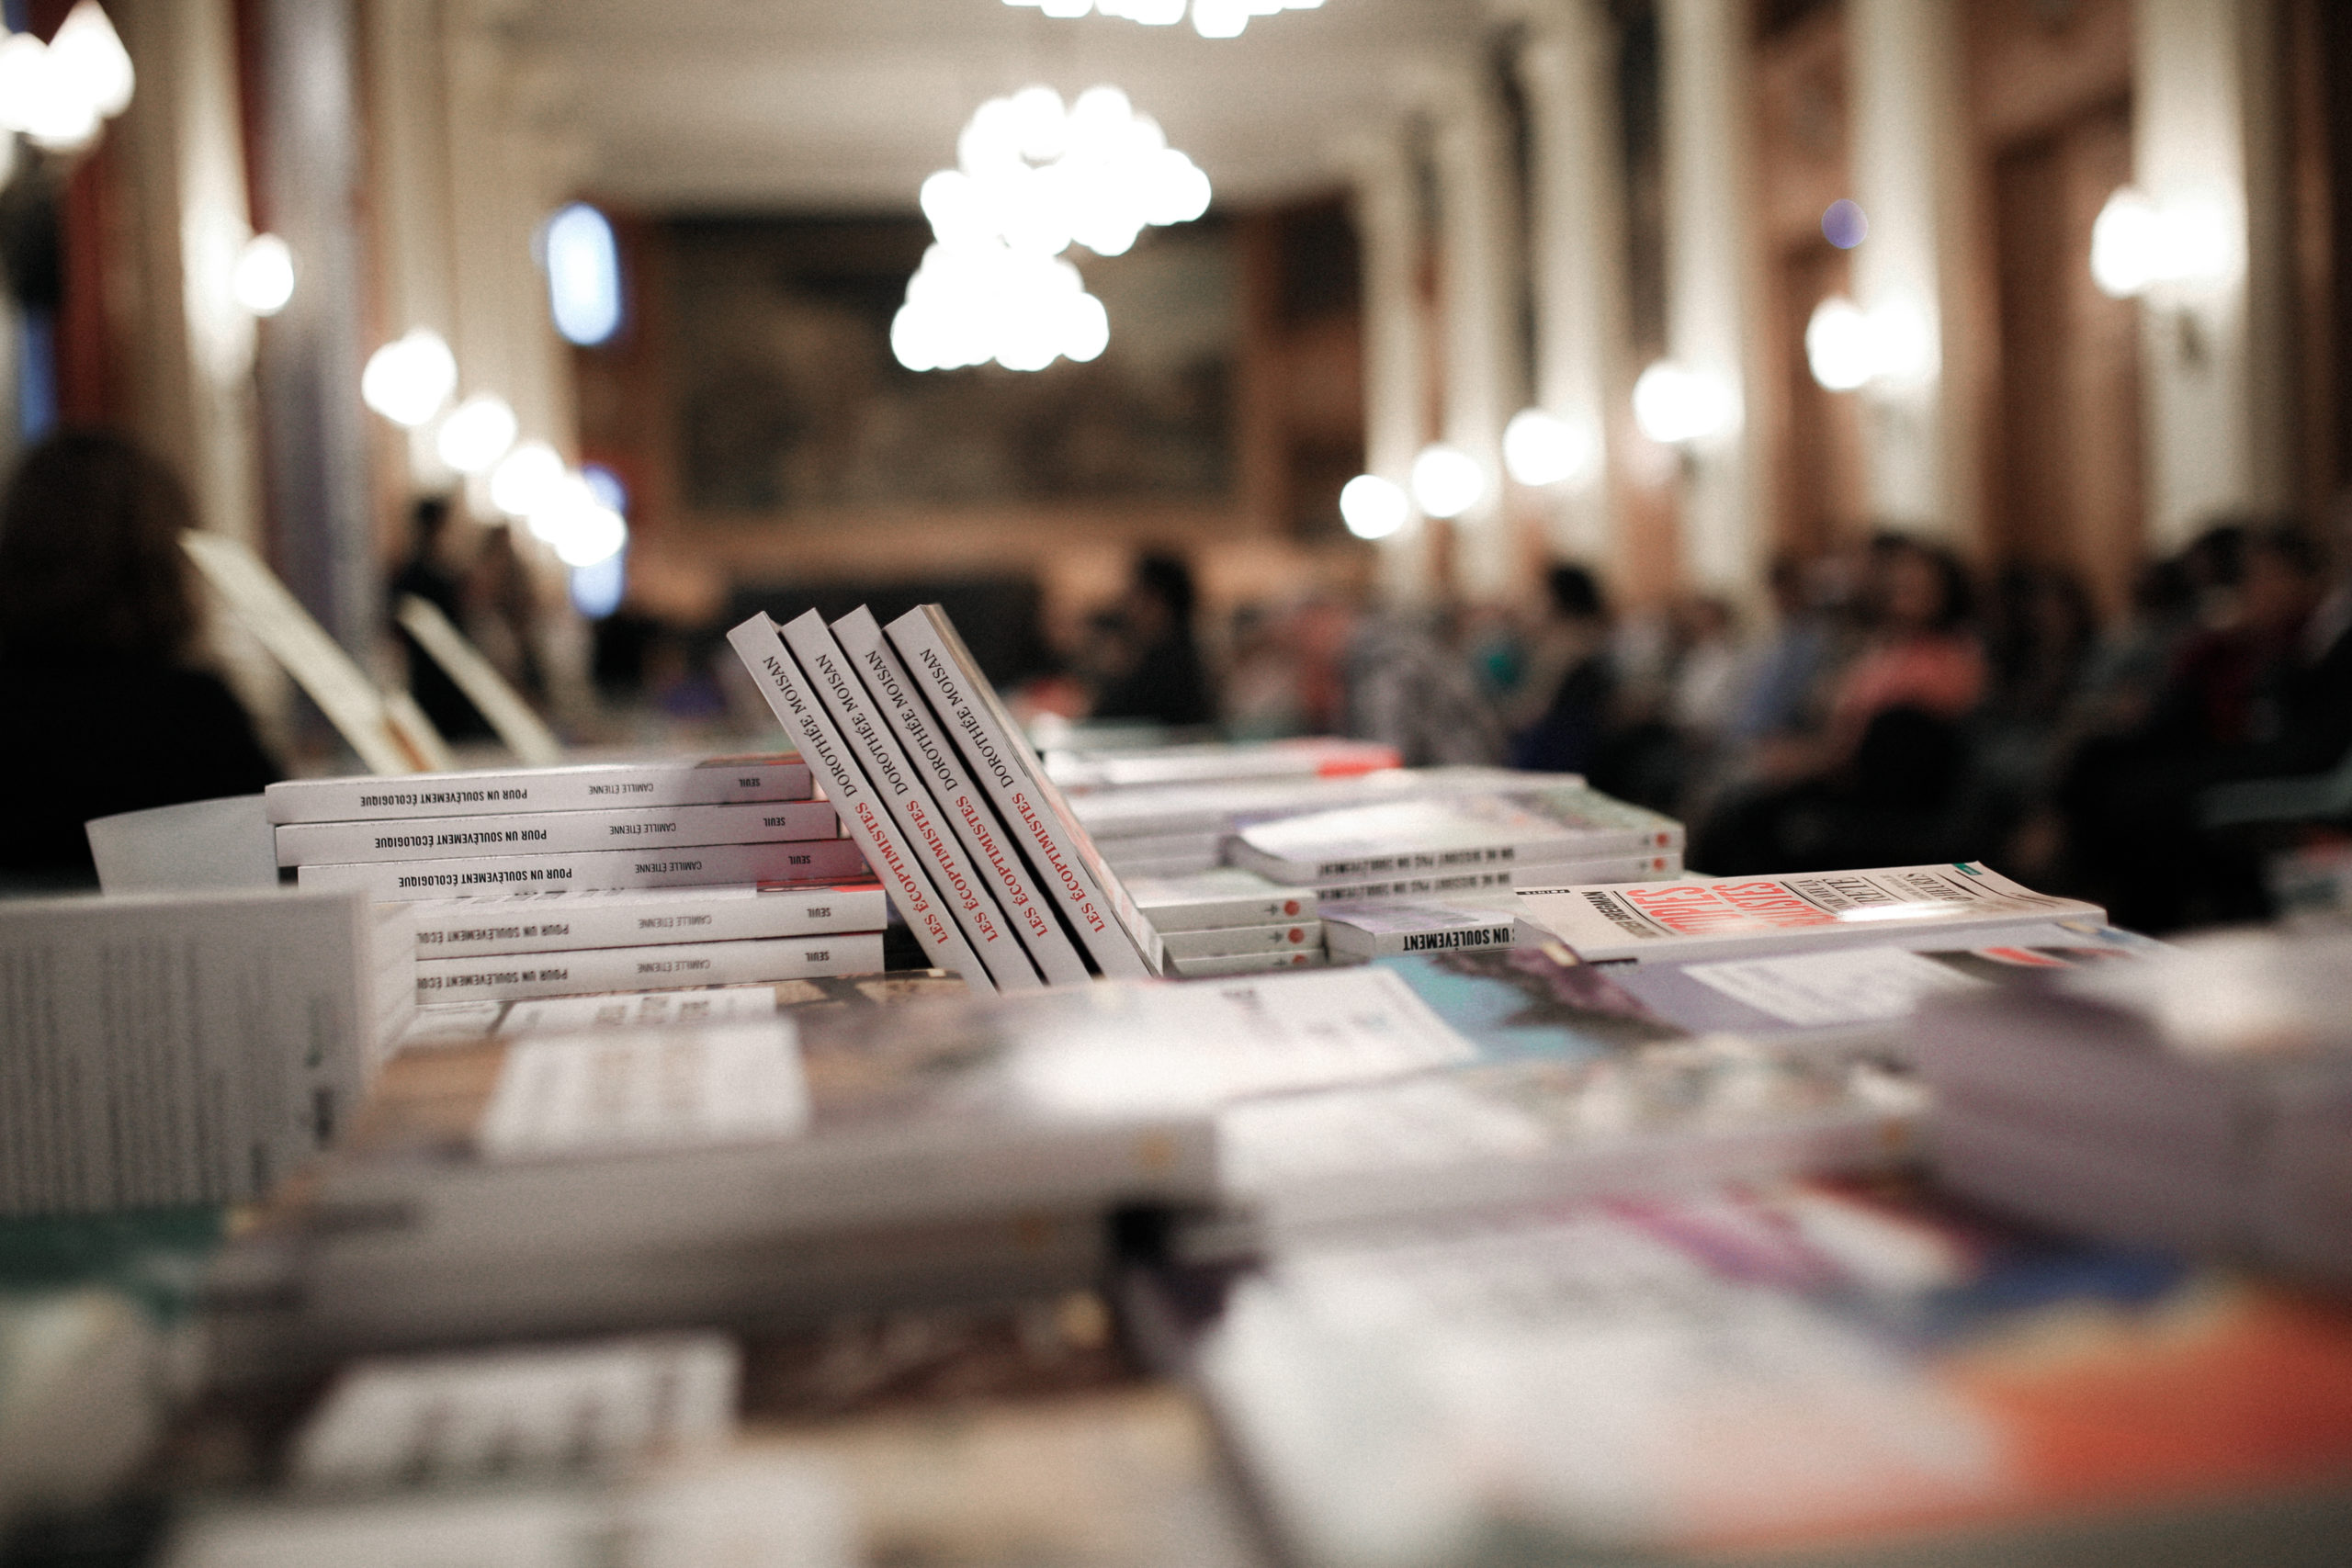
<box><xmin>1134</xmin><ymin>1177</ymin><xmax>2352</xmax><ymax>1568</ymax></box>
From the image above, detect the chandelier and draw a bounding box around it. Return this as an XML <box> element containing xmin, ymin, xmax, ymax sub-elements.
<box><xmin>892</xmin><ymin>85</ymin><xmax>1212</xmax><ymax>373</ymax></box>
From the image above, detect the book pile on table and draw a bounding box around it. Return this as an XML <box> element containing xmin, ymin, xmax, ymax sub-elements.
<box><xmin>1916</xmin><ymin>925</ymin><xmax>2352</xmax><ymax>1283</ymax></box>
<box><xmin>267</xmin><ymin>756</ymin><xmax>888</xmax><ymax>1006</ymax></box>
<box><xmin>25</xmin><ymin>858</ymin><xmax>2352</xmax><ymax>1567</ymax></box>
<box><xmin>727</xmin><ymin>607</ymin><xmax>1160</xmax><ymax>990</ymax></box>
<box><xmin>1126</xmin><ymin>868</ymin><xmax>1327</xmax><ymax>976</ymax></box>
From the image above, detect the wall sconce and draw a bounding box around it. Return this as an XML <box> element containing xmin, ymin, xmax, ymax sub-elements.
<box><xmin>1632</xmin><ymin>360</ymin><xmax>1736</xmax><ymax>446</ymax></box>
<box><xmin>2090</xmin><ymin>186</ymin><xmax>2239</xmax><ymax>299</ymax></box>
<box><xmin>1339</xmin><ymin>474</ymin><xmax>1408</xmax><ymax>540</ymax></box>
<box><xmin>1502</xmin><ymin>408</ymin><xmax>1599</xmax><ymax>488</ymax></box>
<box><xmin>1409</xmin><ymin>444</ymin><xmax>1487</xmax><ymax>519</ymax></box>
<box><xmin>1804</xmin><ymin>295</ymin><xmax>1934</xmax><ymax>395</ymax></box>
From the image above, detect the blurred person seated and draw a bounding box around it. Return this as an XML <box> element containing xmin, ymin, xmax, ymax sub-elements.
<box><xmin>1508</xmin><ymin>564</ymin><xmax>1615</xmax><ymax>773</ymax></box>
<box><xmin>1691</xmin><ymin>536</ymin><xmax>1986</xmax><ymax>875</ymax></box>
<box><xmin>0</xmin><ymin>430</ymin><xmax>279</xmax><ymax>887</ymax></box>
<box><xmin>2056</xmin><ymin>520</ymin><xmax>2346</xmax><ymax>930</ymax></box>
<box><xmin>390</xmin><ymin>493</ymin><xmax>493</xmax><ymax>740</ymax></box>
<box><xmin>1090</xmin><ymin>550</ymin><xmax>1213</xmax><ymax>728</ymax></box>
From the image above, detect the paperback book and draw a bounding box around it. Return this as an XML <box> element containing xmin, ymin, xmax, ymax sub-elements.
<box><xmin>832</xmin><ymin>605</ymin><xmax>1092</xmax><ymax>985</ymax></box>
<box><xmin>1125</xmin><ymin>867</ymin><xmax>1317</xmax><ymax>932</ymax></box>
<box><xmin>413</xmin><ymin>932</ymin><xmax>886</xmax><ymax>1003</ymax></box>
<box><xmin>1516</xmin><ymin>862</ymin><xmax>2103</xmax><ymax>964</ymax></box>
<box><xmin>780</xmin><ymin>609</ymin><xmax>1041</xmax><ymax>991</ymax></box>
<box><xmin>299</xmin><ymin>837</ymin><xmax>869</xmax><ymax>902</ymax></box>
<box><xmin>728</xmin><ymin>614</ymin><xmax>997</xmax><ymax>991</ymax></box>
<box><xmin>264</xmin><ymin>754</ymin><xmax>814</xmax><ymax>824</ymax></box>
<box><xmin>405</xmin><ymin>881</ymin><xmax>888</xmax><ymax>959</ymax></box>
<box><xmin>274</xmin><ymin>799</ymin><xmax>839</xmax><ymax>867</ymax></box>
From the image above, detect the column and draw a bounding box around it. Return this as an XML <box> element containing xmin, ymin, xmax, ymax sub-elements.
<box><xmin>2132</xmin><ymin>0</ymin><xmax>2293</xmax><ymax>548</ymax></box>
<box><xmin>367</xmin><ymin>0</ymin><xmax>460</xmax><ymax>490</ymax></box>
<box><xmin>1430</xmin><ymin>65</ymin><xmax>1522</xmax><ymax>602</ymax></box>
<box><xmin>1347</xmin><ymin>125</ymin><xmax>1432</xmax><ymax>606</ymax></box>
<box><xmin>112</xmin><ymin>0</ymin><xmax>286</xmax><ymax>738</ymax></box>
<box><xmin>1517</xmin><ymin>0</ymin><xmax>1629</xmax><ymax>569</ymax></box>
<box><xmin>1659</xmin><ymin>0</ymin><xmax>1764</xmax><ymax>597</ymax></box>
<box><xmin>1847</xmin><ymin>0</ymin><xmax>1977</xmax><ymax>546</ymax></box>
<box><xmin>253</xmin><ymin>0</ymin><xmax>379</xmax><ymax>658</ymax></box>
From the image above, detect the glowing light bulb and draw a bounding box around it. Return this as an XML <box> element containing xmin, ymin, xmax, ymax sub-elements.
<box><xmin>360</xmin><ymin>329</ymin><xmax>458</xmax><ymax>427</ymax></box>
<box><xmin>1804</xmin><ymin>298</ymin><xmax>1874</xmax><ymax>392</ymax></box>
<box><xmin>489</xmin><ymin>439</ymin><xmax>565</xmax><ymax>517</ymax></box>
<box><xmin>232</xmin><ymin>233</ymin><xmax>294</xmax><ymax>316</ymax></box>
<box><xmin>1632</xmin><ymin>361</ymin><xmax>1736</xmax><ymax>446</ymax></box>
<box><xmin>1410</xmin><ymin>445</ymin><xmax>1486</xmax><ymax>519</ymax></box>
<box><xmin>1339</xmin><ymin>474</ymin><xmax>1408</xmax><ymax>540</ymax></box>
<box><xmin>435</xmin><ymin>395</ymin><xmax>519</xmax><ymax>475</ymax></box>
<box><xmin>49</xmin><ymin>3</ymin><xmax>132</xmax><ymax>118</ymax></box>
<box><xmin>543</xmin><ymin>202</ymin><xmax>623</xmax><ymax>346</ymax></box>
<box><xmin>1502</xmin><ymin>409</ymin><xmax>1598</xmax><ymax>487</ymax></box>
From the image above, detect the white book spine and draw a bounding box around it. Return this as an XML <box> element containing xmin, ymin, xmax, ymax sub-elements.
<box><xmin>1131</xmin><ymin>886</ymin><xmax>1319</xmax><ymax>933</ymax></box>
<box><xmin>884</xmin><ymin>606</ymin><xmax>1152</xmax><ymax>978</ymax></box>
<box><xmin>413</xmin><ymin>932</ymin><xmax>885</xmax><ymax>1003</ymax></box>
<box><xmin>1167</xmin><ymin>949</ymin><xmax>1329</xmax><ymax>978</ymax></box>
<box><xmin>264</xmin><ymin>757</ymin><xmax>815</xmax><ymax>824</ymax></box>
<box><xmin>1156</xmin><ymin>921</ymin><xmax>1324</xmax><ymax>961</ymax></box>
<box><xmin>298</xmin><ymin>837</ymin><xmax>869</xmax><ymax>902</ymax></box>
<box><xmin>275</xmin><ymin>800</ymin><xmax>839</xmax><ymax>867</ymax></box>
<box><xmin>1324</xmin><ymin>918</ymin><xmax>1519</xmax><ymax>962</ymax></box>
<box><xmin>832</xmin><ymin>606</ymin><xmax>1093</xmax><ymax>986</ymax></box>
<box><xmin>726</xmin><ymin>615</ymin><xmax>995</xmax><ymax>992</ymax></box>
<box><xmin>781</xmin><ymin>612</ymin><xmax>1040</xmax><ymax>991</ymax></box>
<box><xmin>408</xmin><ymin>883</ymin><xmax>888</xmax><ymax>959</ymax></box>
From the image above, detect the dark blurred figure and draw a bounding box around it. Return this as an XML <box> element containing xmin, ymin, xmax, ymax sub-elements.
<box><xmin>390</xmin><ymin>495</ymin><xmax>492</xmax><ymax>740</ymax></box>
<box><xmin>1693</xmin><ymin>536</ymin><xmax>1986</xmax><ymax>874</ymax></box>
<box><xmin>0</xmin><ymin>431</ymin><xmax>278</xmax><ymax>886</ymax></box>
<box><xmin>465</xmin><ymin>523</ymin><xmax>546</xmax><ymax>702</ymax></box>
<box><xmin>1509</xmin><ymin>564</ymin><xmax>1616</xmax><ymax>773</ymax></box>
<box><xmin>1091</xmin><ymin>551</ymin><xmax>1213</xmax><ymax>728</ymax></box>
<box><xmin>2057</xmin><ymin>520</ymin><xmax>2346</xmax><ymax>929</ymax></box>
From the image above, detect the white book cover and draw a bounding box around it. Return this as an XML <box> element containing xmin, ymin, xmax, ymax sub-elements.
<box><xmin>781</xmin><ymin>611</ymin><xmax>1039</xmax><ymax>991</ymax></box>
<box><xmin>1075</xmin><ymin>765</ymin><xmax>1579</xmax><ymax>841</ymax></box>
<box><xmin>264</xmin><ymin>754</ymin><xmax>814</xmax><ymax>825</ymax></box>
<box><xmin>1504</xmin><ymin>782</ymin><xmax>1686</xmax><ymax>856</ymax></box>
<box><xmin>1324</xmin><ymin>899</ymin><xmax>1521</xmax><ymax>962</ymax></box>
<box><xmin>1156</xmin><ymin>921</ymin><xmax>1322</xmax><ymax>961</ymax></box>
<box><xmin>726</xmin><ymin>614</ymin><xmax>994</xmax><ymax>992</ymax></box>
<box><xmin>1126</xmin><ymin>868</ymin><xmax>1318</xmax><ymax>932</ymax></box>
<box><xmin>300</xmin><ymin>837</ymin><xmax>868</xmax><ymax>902</ymax></box>
<box><xmin>1231</xmin><ymin>795</ymin><xmax>1654</xmax><ymax>884</ymax></box>
<box><xmin>407</xmin><ymin>882</ymin><xmax>887</xmax><ymax>959</ymax></box>
<box><xmin>498</xmin><ymin>987</ymin><xmax>780</xmax><ymax>1036</ymax></box>
<box><xmin>832</xmin><ymin>605</ymin><xmax>1092</xmax><ymax>986</ymax></box>
<box><xmin>276</xmin><ymin>799</ymin><xmax>838</xmax><ymax>867</ymax></box>
<box><xmin>415</xmin><ymin>932</ymin><xmax>884</xmax><ymax>1003</ymax></box>
<box><xmin>885</xmin><ymin>604</ymin><xmax>1153</xmax><ymax>978</ymax></box>
<box><xmin>1518</xmin><ymin>863</ymin><xmax>2105</xmax><ymax>964</ymax></box>
<box><xmin>0</xmin><ymin>887</ymin><xmax>372</xmax><ymax>1215</ymax></box>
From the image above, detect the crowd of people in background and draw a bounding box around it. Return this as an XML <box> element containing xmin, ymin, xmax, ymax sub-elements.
<box><xmin>1097</xmin><ymin>512</ymin><xmax>2352</xmax><ymax>934</ymax></box>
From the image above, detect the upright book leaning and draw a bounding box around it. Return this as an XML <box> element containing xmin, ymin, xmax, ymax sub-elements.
<box><xmin>727</xmin><ymin>614</ymin><xmax>997</xmax><ymax>993</ymax></box>
<box><xmin>884</xmin><ymin>604</ymin><xmax>1155</xmax><ymax>979</ymax></box>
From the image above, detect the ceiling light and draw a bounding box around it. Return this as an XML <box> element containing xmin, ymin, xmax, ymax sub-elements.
<box><xmin>435</xmin><ymin>394</ymin><xmax>519</xmax><ymax>475</ymax></box>
<box><xmin>1339</xmin><ymin>474</ymin><xmax>1408</xmax><ymax>539</ymax></box>
<box><xmin>2089</xmin><ymin>186</ymin><xmax>2238</xmax><ymax>299</ymax></box>
<box><xmin>1502</xmin><ymin>409</ymin><xmax>1599</xmax><ymax>487</ymax></box>
<box><xmin>1409</xmin><ymin>445</ymin><xmax>1486</xmax><ymax>520</ymax></box>
<box><xmin>359</xmin><ymin>329</ymin><xmax>458</xmax><ymax>427</ymax></box>
<box><xmin>232</xmin><ymin>233</ymin><xmax>294</xmax><ymax>316</ymax></box>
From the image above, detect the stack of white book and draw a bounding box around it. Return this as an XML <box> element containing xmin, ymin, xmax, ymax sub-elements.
<box><xmin>1074</xmin><ymin>765</ymin><xmax>1584</xmax><ymax>878</ymax></box>
<box><xmin>1125</xmin><ymin>867</ymin><xmax>1326</xmax><ymax>977</ymax></box>
<box><xmin>1228</xmin><ymin>784</ymin><xmax>1682</xmax><ymax>904</ymax></box>
<box><xmin>1914</xmin><ymin>926</ymin><xmax>2352</xmax><ymax>1283</ymax></box>
<box><xmin>268</xmin><ymin>757</ymin><xmax>887</xmax><ymax>1004</ymax></box>
<box><xmin>728</xmin><ymin>606</ymin><xmax>1162</xmax><ymax>990</ymax></box>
